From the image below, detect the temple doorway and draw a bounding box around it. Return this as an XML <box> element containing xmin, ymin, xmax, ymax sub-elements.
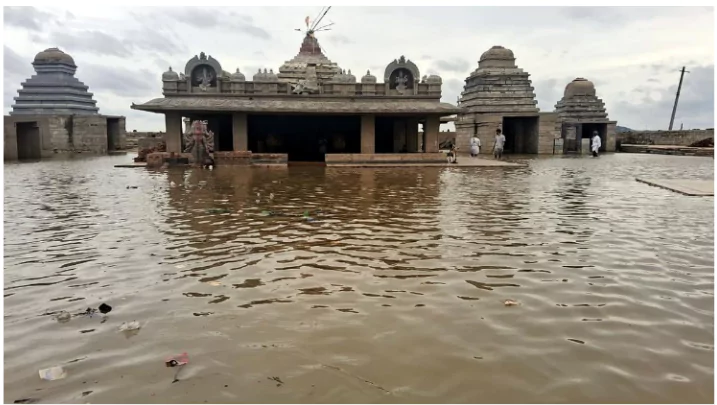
<box><xmin>375</xmin><ymin>116</ymin><xmax>420</xmax><ymax>153</ymax></box>
<box><xmin>247</xmin><ymin>115</ymin><xmax>360</xmax><ymax>162</ymax></box>
<box><xmin>581</xmin><ymin>123</ymin><xmax>607</xmax><ymax>152</ymax></box>
<box><xmin>502</xmin><ymin>116</ymin><xmax>539</xmax><ymax>154</ymax></box>
<box><xmin>106</xmin><ymin>118</ymin><xmax>121</xmax><ymax>151</ymax></box>
<box><xmin>185</xmin><ymin>114</ymin><xmax>233</xmax><ymax>151</ymax></box>
<box><xmin>15</xmin><ymin>121</ymin><xmax>41</xmax><ymax>160</ymax></box>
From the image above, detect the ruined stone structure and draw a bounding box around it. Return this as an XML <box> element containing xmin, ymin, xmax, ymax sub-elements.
<box><xmin>456</xmin><ymin>45</ymin><xmax>543</xmax><ymax>154</ymax></box>
<box><xmin>132</xmin><ymin>32</ymin><xmax>459</xmax><ymax>166</ymax></box>
<box><xmin>554</xmin><ymin>78</ymin><xmax>617</xmax><ymax>153</ymax></box>
<box><xmin>4</xmin><ymin>48</ymin><xmax>127</xmax><ymax>160</ymax></box>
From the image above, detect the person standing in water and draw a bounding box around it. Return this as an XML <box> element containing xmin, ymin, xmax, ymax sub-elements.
<box><xmin>591</xmin><ymin>131</ymin><xmax>602</xmax><ymax>157</ymax></box>
<box><xmin>493</xmin><ymin>128</ymin><xmax>506</xmax><ymax>160</ymax></box>
<box><xmin>470</xmin><ymin>134</ymin><xmax>481</xmax><ymax>158</ymax></box>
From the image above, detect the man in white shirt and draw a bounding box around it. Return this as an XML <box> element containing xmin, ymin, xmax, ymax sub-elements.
<box><xmin>470</xmin><ymin>135</ymin><xmax>481</xmax><ymax>157</ymax></box>
<box><xmin>591</xmin><ymin>131</ymin><xmax>602</xmax><ymax>157</ymax></box>
<box><xmin>493</xmin><ymin>128</ymin><xmax>506</xmax><ymax>160</ymax></box>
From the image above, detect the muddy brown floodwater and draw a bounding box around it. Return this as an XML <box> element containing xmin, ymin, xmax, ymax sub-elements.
<box><xmin>3</xmin><ymin>153</ymin><xmax>714</xmax><ymax>403</ymax></box>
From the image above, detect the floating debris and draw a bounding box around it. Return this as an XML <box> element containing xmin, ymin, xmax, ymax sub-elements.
<box><xmin>119</xmin><ymin>321</ymin><xmax>141</xmax><ymax>332</ymax></box>
<box><xmin>56</xmin><ymin>311</ymin><xmax>71</xmax><ymax>323</ymax></box>
<box><xmin>165</xmin><ymin>352</ymin><xmax>189</xmax><ymax>368</ymax></box>
<box><xmin>126</xmin><ymin>186</ymin><xmax>138</xmax><ymax>189</ymax></box>
<box><xmin>39</xmin><ymin>366</ymin><xmax>67</xmax><ymax>381</ymax></box>
<box><xmin>170</xmin><ymin>181</ymin><xmax>177</xmax><ymax>188</ymax></box>
<box><xmin>504</xmin><ymin>299</ymin><xmax>520</xmax><ymax>307</ymax></box>
<box><xmin>98</xmin><ymin>303</ymin><xmax>112</xmax><ymax>314</ymax></box>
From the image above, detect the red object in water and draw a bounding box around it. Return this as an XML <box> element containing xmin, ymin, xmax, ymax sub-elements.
<box><xmin>165</xmin><ymin>352</ymin><xmax>189</xmax><ymax>367</ymax></box>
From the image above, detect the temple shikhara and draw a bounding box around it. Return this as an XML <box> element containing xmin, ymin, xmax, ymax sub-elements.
<box><xmin>132</xmin><ymin>16</ymin><xmax>460</xmax><ymax>166</ymax></box>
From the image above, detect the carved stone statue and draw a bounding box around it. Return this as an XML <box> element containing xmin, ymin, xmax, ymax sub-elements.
<box><xmin>200</xmin><ymin>52</ymin><xmax>207</xmax><ymax>60</ymax></box>
<box><xmin>395</xmin><ymin>71</ymin><xmax>408</xmax><ymax>94</ymax></box>
<box><xmin>292</xmin><ymin>64</ymin><xmax>319</xmax><ymax>95</ymax></box>
<box><xmin>183</xmin><ymin>120</ymin><xmax>214</xmax><ymax>166</ymax></box>
<box><xmin>196</xmin><ymin>67</ymin><xmax>213</xmax><ymax>91</ymax></box>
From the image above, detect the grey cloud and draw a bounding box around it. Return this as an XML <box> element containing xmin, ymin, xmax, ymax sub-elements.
<box><xmin>647</xmin><ymin>78</ymin><xmax>660</xmax><ymax>83</ymax></box>
<box><xmin>441</xmin><ymin>78</ymin><xmax>465</xmax><ymax>105</ymax></box>
<box><xmin>612</xmin><ymin>65</ymin><xmax>714</xmax><ymax>130</ymax></box>
<box><xmin>4</xmin><ymin>46</ymin><xmax>31</xmax><ymax>78</ymax></box>
<box><xmin>4</xmin><ymin>6</ymin><xmax>56</xmax><ymax>31</ymax></box>
<box><xmin>155</xmin><ymin>8</ymin><xmax>271</xmax><ymax>40</ymax></box>
<box><xmin>559</xmin><ymin>6</ymin><xmax>660</xmax><ymax>26</ymax></box>
<box><xmin>433</xmin><ymin>58</ymin><xmax>470</xmax><ymax>74</ymax></box>
<box><xmin>327</xmin><ymin>34</ymin><xmax>353</xmax><ymax>45</ymax></box>
<box><xmin>44</xmin><ymin>27</ymin><xmax>186</xmax><ymax>57</ymax></box>
<box><xmin>80</xmin><ymin>63</ymin><xmax>159</xmax><ymax>98</ymax></box>
<box><xmin>50</xmin><ymin>30</ymin><xmax>133</xmax><ymax>57</ymax></box>
<box><xmin>122</xmin><ymin>28</ymin><xmax>187</xmax><ymax>55</ymax></box>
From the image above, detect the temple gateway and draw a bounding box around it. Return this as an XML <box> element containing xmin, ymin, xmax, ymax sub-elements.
<box><xmin>132</xmin><ymin>32</ymin><xmax>459</xmax><ymax>166</ymax></box>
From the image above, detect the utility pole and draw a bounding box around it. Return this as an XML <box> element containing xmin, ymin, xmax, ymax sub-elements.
<box><xmin>668</xmin><ymin>66</ymin><xmax>689</xmax><ymax>131</ymax></box>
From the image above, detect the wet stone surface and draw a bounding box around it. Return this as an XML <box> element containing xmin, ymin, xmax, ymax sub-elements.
<box><xmin>3</xmin><ymin>153</ymin><xmax>714</xmax><ymax>403</ymax></box>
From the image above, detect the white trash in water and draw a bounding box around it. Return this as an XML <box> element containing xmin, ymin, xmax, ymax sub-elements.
<box><xmin>119</xmin><ymin>321</ymin><xmax>141</xmax><ymax>332</ymax></box>
<box><xmin>39</xmin><ymin>366</ymin><xmax>67</xmax><ymax>381</ymax></box>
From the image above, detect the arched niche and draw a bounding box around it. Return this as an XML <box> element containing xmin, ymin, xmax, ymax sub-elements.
<box><xmin>388</xmin><ymin>68</ymin><xmax>415</xmax><ymax>92</ymax></box>
<box><xmin>184</xmin><ymin>52</ymin><xmax>223</xmax><ymax>89</ymax></box>
<box><xmin>384</xmin><ymin>55</ymin><xmax>420</xmax><ymax>88</ymax></box>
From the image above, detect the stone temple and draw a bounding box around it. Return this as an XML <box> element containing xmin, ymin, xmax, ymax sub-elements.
<box><xmin>4</xmin><ymin>48</ymin><xmax>127</xmax><ymax>160</ymax></box>
<box><xmin>554</xmin><ymin>77</ymin><xmax>617</xmax><ymax>153</ymax></box>
<box><xmin>456</xmin><ymin>45</ymin><xmax>617</xmax><ymax>155</ymax></box>
<box><xmin>132</xmin><ymin>31</ymin><xmax>460</xmax><ymax>166</ymax></box>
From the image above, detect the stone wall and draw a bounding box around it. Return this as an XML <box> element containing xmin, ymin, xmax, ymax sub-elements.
<box><xmin>617</xmin><ymin>129</ymin><xmax>714</xmax><ymax>147</ymax></box>
<box><xmin>538</xmin><ymin>112</ymin><xmax>560</xmax><ymax>154</ymax></box>
<box><xmin>4</xmin><ymin>114</ymin><xmax>127</xmax><ymax>160</ymax></box>
<box><xmin>325</xmin><ymin>153</ymin><xmax>446</xmax><ymax>165</ymax></box>
<box><xmin>72</xmin><ymin>115</ymin><xmax>108</xmax><ymax>153</ymax></box>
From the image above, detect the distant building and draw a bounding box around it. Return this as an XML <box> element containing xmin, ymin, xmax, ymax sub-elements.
<box><xmin>554</xmin><ymin>78</ymin><xmax>617</xmax><ymax>153</ymax></box>
<box><xmin>456</xmin><ymin>45</ymin><xmax>617</xmax><ymax>155</ymax></box>
<box><xmin>4</xmin><ymin>48</ymin><xmax>126</xmax><ymax>160</ymax></box>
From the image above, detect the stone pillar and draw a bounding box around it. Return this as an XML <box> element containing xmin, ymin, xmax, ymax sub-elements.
<box><xmin>165</xmin><ymin>112</ymin><xmax>182</xmax><ymax>153</ymax></box>
<box><xmin>232</xmin><ymin>113</ymin><xmax>248</xmax><ymax>151</ymax></box>
<box><xmin>424</xmin><ymin>115</ymin><xmax>440</xmax><ymax>153</ymax></box>
<box><xmin>360</xmin><ymin>114</ymin><xmax>375</xmax><ymax>154</ymax></box>
<box><xmin>406</xmin><ymin>118</ymin><xmax>419</xmax><ymax>152</ymax></box>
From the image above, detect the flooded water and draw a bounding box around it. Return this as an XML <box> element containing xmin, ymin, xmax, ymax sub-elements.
<box><xmin>4</xmin><ymin>153</ymin><xmax>714</xmax><ymax>403</ymax></box>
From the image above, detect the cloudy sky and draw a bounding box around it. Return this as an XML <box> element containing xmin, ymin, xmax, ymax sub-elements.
<box><xmin>3</xmin><ymin>6</ymin><xmax>714</xmax><ymax>131</ymax></box>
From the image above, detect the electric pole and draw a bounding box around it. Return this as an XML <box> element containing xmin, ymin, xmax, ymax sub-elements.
<box><xmin>668</xmin><ymin>66</ymin><xmax>689</xmax><ymax>131</ymax></box>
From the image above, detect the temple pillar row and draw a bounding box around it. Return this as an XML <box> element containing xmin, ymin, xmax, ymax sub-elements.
<box><xmin>165</xmin><ymin>112</ymin><xmax>182</xmax><ymax>153</ymax></box>
<box><xmin>424</xmin><ymin>115</ymin><xmax>440</xmax><ymax>153</ymax></box>
<box><xmin>232</xmin><ymin>113</ymin><xmax>248</xmax><ymax>151</ymax></box>
<box><xmin>361</xmin><ymin>114</ymin><xmax>375</xmax><ymax>154</ymax></box>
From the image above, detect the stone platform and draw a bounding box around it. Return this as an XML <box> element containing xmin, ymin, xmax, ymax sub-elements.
<box><xmin>636</xmin><ymin>178</ymin><xmax>714</xmax><ymax>196</ymax></box>
<box><xmin>621</xmin><ymin>144</ymin><xmax>714</xmax><ymax>157</ymax></box>
<box><xmin>327</xmin><ymin>158</ymin><xmax>522</xmax><ymax>168</ymax></box>
<box><xmin>114</xmin><ymin>162</ymin><xmax>147</xmax><ymax>168</ymax></box>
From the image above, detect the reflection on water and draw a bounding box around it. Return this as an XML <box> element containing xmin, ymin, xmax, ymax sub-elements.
<box><xmin>4</xmin><ymin>154</ymin><xmax>714</xmax><ymax>403</ymax></box>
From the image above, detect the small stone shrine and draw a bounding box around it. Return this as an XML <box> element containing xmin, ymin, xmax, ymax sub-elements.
<box><xmin>554</xmin><ymin>78</ymin><xmax>617</xmax><ymax>153</ymax></box>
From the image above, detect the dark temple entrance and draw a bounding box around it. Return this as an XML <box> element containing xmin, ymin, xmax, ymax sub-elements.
<box><xmin>185</xmin><ymin>114</ymin><xmax>233</xmax><ymax>151</ymax></box>
<box><xmin>248</xmin><ymin>115</ymin><xmax>360</xmax><ymax>162</ymax></box>
<box><xmin>561</xmin><ymin>122</ymin><xmax>608</xmax><ymax>153</ymax></box>
<box><xmin>502</xmin><ymin>116</ymin><xmax>539</xmax><ymax>154</ymax></box>
<box><xmin>581</xmin><ymin>123</ymin><xmax>607</xmax><ymax>152</ymax></box>
<box><xmin>106</xmin><ymin>118</ymin><xmax>121</xmax><ymax>151</ymax></box>
<box><xmin>16</xmin><ymin>121</ymin><xmax>41</xmax><ymax>160</ymax></box>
